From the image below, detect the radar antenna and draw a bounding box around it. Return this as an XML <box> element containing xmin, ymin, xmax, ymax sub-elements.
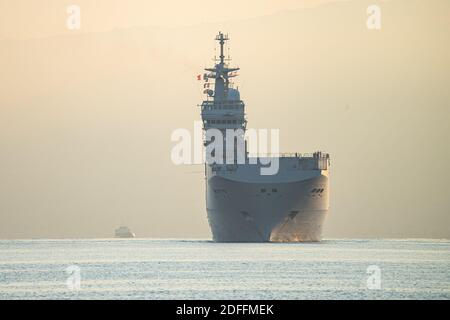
<box><xmin>215</xmin><ymin>32</ymin><xmax>229</xmax><ymax>65</ymax></box>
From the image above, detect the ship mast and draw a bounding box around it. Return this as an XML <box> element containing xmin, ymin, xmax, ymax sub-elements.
<box><xmin>204</xmin><ymin>32</ymin><xmax>239</xmax><ymax>101</ymax></box>
<box><xmin>217</xmin><ymin>32</ymin><xmax>226</xmax><ymax>66</ymax></box>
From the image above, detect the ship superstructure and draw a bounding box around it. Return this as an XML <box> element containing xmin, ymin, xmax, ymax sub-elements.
<box><xmin>200</xmin><ymin>32</ymin><xmax>330</xmax><ymax>242</ymax></box>
<box><xmin>114</xmin><ymin>226</ymin><xmax>136</xmax><ymax>238</ymax></box>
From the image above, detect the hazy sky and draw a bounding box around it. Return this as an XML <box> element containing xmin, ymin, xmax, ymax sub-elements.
<box><xmin>0</xmin><ymin>0</ymin><xmax>449</xmax><ymax>239</ymax></box>
<box><xmin>0</xmin><ymin>0</ymin><xmax>350</xmax><ymax>38</ymax></box>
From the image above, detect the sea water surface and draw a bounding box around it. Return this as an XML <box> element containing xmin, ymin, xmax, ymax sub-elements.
<box><xmin>0</xmin><ymin>239</ymin><xmax>449</xmax><ymax>300</ymax></box>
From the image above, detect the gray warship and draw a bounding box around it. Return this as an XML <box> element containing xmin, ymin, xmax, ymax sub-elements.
<box><xmin>200</xmin><ymin>32</ymin><xmax>330</xmax><ymax>242</ymax></box>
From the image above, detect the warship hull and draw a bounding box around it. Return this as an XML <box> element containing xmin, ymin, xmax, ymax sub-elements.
<box><xmin>206</xmin><ymin>169</ymin><xmax>329</xmax><ymax>242</ymax></box>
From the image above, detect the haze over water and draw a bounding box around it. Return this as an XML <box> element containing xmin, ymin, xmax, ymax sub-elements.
<box><xmin>0</xmin><ymin>239</ymin><xmax>449</xmax><ymax>299</ymax></box>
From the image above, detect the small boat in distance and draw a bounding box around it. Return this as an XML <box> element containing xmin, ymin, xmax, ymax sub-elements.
<box><xmin>114</xmin><ymin>226</ymin><xmax>136</xmax><ymax>238</ymax></box>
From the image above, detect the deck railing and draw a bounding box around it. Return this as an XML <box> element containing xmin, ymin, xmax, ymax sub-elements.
<box><xmin>209</xmin><ymin>152</ymin><xmax>330</xmax><ymax>172</ymax></box>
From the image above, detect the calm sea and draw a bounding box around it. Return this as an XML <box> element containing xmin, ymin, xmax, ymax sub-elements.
<box><xmin>0</xmin><ymin>239</ymin><xmax>449</xmax><ymax>300</ymax></box>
